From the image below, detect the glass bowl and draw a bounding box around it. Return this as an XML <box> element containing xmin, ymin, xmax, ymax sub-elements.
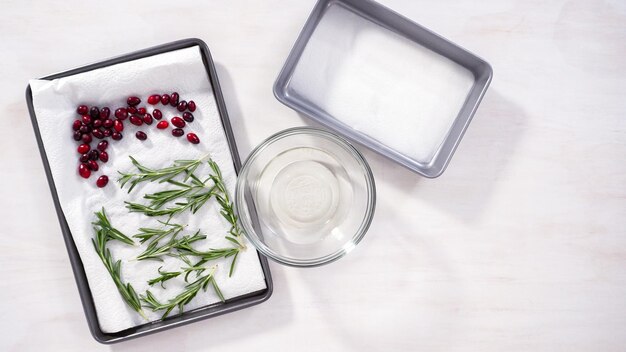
<box><xmin>235</xmin><ymin>127</ymin><xmax>376</xmax><ymax>267</ymax></box>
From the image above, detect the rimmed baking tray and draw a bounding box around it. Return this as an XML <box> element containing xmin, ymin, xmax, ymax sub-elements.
<box><xmin>25</xmin><ymin>38</ymin><xmax>273</xmax><ymax>344</ymax></box>
<box><xmin>274</xmin><ymin>0</ymin><xmax>493</xmax><ymax>178</ymax></box>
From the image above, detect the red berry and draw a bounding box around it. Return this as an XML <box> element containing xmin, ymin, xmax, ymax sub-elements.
<box><xmin>103</xmin><ymin>119</ymin><xmax>114</xmax><ymax>128</ymax></box>
<box><xmin>170</xmin><ymin>92</ymin><xmax>179</xmax><ymax>106</ymax></box>
<box><xmin>82</xmin><ymin>134</ymin><xmax>92</xmax><ymax>143</ymax></box>
<box><xmin>129</xmin><ymin>115</ymin><xmax>143</xmax><ymax>126</ymax></box>
<box><xmin>138</xmin><ymin>107</ymin><xmax>147</xmax><ymax>115</ymax></box>
<box><xmin>89</xmin><ymin>107</ymin><xmax>100</xmax><ymax>119</ymax></box>
<box><xmin>147</xmin><ymin>95</ymin><xmax>161</xmax><ymax>105</ymax></box>
<box><xmin>89</xmin><ymin>150</ymin><xmax>99</xmax><ymax>160</ymax></box>
<box><xmin>93</xmin><ymin>119</ymin><xmax>102</xmax><ymax>128</ymax></box>
<box><xmin>79</xmin><ymin>163</ymin><xmax>91</xmax><ymax>179</ymax></box>
<box><xmin>127</xmin><ymin>96</ymin><xmax>141</xmax><ymax>106</ymax></box>
<box><xmin>112</xmin><ymin>132</ymin><xmax>123</xmax><ymax>140</ymax></box>
<box><xmin>128</xmin><ymin>106</ymin><xmax>137</xmax><ymax>114</ymax></box>
<box><xmin>72</xmin><ymin>120</ymin><xmax>82</xmax><ymax>131</ymax></box>
<box><xmin>73</xmin><ymin>131</ymin><xmax>82</xmax><ymax>141</ymax></box>
<box><xmin>78</xmin><ymin>144</ymin><xmax>90</xmax><ymax>154</ymax></box>
<box><xmin>79</xmin><ymin>125</ymin><xmax>89</xmax><ymax>133</ymax></box>
<box><xmin>92</xmin><ymin>129</ymin><xmax>104</xmax><ymax>139</ymax></box>
<box><xmin>186</xmin><ymin>133</ymin><xmax>200</xmax><ymax>144</ymax></box>
<box><xmin>153</xmin><ymin>109</ymin><xmax>162</xmax><ymax>120</ymax></box>
<box><xmin>82</xmin><ymin>115</ymin><xmax>92</xmax><ymax>125</ymax></box>
<box><xmin>77</xmin><ymin>105</ymin><xmax>89</xmax><ymax>115</ymax></box>
<box><xmin>79</xmin><ymin>153</ymin><xmax>89</xmax><ymax>162</ymax></box>
<box><xmin>87</xmin><ymin>160</ymin><xmax>99</xmax><ymax>171</ymax></box>
<box><xmin>99</xmin><ymin>151</ymin><xmax>109</xmax><ymax>163</ymax></box>
<box><xmin>161</xmin><ymin>94</ymin><xmax>170</xmax><ymax>105</ymax></box>
<box><xmin>96</xmin><ymin>175</ymin><xmax>109</xmax><ymax>188</ymax></box>
<box><xmin>135</xmin><ymin>131</ymin><xmax>147</xmax><ymax>140</ymax></box>
<box><xmin>177</xmin><ymin>101</ymin><xmax>187</xmax><ymax>112</ymax></box>
<box><xmin>100</xmin><ymin>107</ymin><xmax>110</xmax><ymax>119</ymax></box>
<box><xmin>115</xmin><ymin>108</ymin><xmax>128</xmax><ymax>120</ymax></box>
<box><xmin>97</xmin><ymin>140</ymin><xmax>108</xmax><ymax>151</ymax></box>
<box><xmin>142</xmin><ymin>113</ymin><xmax>153</xmax><ymax>125</ymax></box>
<box><xmin>156</xmin><ymin>121</ymin><xmax>169</xmax><ymax>129</ymax></box>
<box><xmin>182</xmin><ymin>112</ymin><xmax>194</xmax><ymax>122</ymax></box>
<box><xmin>103</xmin><ymin>128</ymin><xmax>112</xmax><ymax>137</ymax></box>
<box><xmin>171</xmin><ymin>116</ymin><xmax>185</xmax><ymax>128</ymax></box>
<box><xmin>172</xmin><ymin>128</ymin><xmax>184</xmax><ymax>137</ymax></box>
<box><xmin>114</xmin><ymin>120</ymin><xmax>124</xmax><ymax>132</ymax></box>
<box><xmin>187</xmin><ymin>100</ymin><xmax>196</xmax><ymax>112</ymax></box>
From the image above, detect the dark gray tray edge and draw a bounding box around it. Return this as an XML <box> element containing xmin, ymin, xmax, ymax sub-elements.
<box><xmin>25</xmin><ymin>38</ymin><xmax>273</xmax><ymax>344</ymax></box>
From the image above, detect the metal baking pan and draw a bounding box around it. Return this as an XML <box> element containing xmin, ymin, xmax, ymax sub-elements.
<box><xmin>274</xmin><ymin>0</ymin><xmax>493</xmax><ymax>178</ymax></box>
<box><xmin>25</xmin><ymin>38</ymin><xmax>273</xmax><ymax>344</ymax></box>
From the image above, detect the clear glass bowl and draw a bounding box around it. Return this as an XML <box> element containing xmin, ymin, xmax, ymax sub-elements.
<box><xmin>235</xmin><ymin>127</ymin><xmax>376</xmax><ymax>267</ymax></box>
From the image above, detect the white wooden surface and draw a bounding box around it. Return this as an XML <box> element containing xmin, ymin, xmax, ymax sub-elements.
<box><xmin>0</xmin><ymin>0</ymin><xmax>624</xmax><ymax>351</ymax></box>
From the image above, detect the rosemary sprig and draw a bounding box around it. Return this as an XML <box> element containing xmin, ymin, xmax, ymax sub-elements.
<box><xmin>147</xmin><ymin>267</ymin><xmax>182</xmax><ymax>288</ymax></box>
<box><xmin>142</xmin><ymin>265</ymin><xmax>225</xmax><ymax>319</ymax></box>
<box><xmin>92</xmin><ymin>211</ymin><xmax>146</xmax><ymax>319</ymax></box>
<box><xmin>136</xmin><ymin>230</ymin><xmax>206</xmax><ymax>261</ymax></box>
<box><xmin>134</xmin><ymin>221</ymin><xmax>185</xmax><ymax>244</ymax></box>
<box><xmin>147</xmin><ymin>256</ymin><xmax>209</xmax><ymax>288</ymax></box>
<box><xmin>118</xmin><ymin>156</ymin><xmax>205</xmax><ymax>193</ymax></box>
<box><xmin>92</xmin><ymin>208</ymin><xmax>134</xmax><ymax>245</ymax></box>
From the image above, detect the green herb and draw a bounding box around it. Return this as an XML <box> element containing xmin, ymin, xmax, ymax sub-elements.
<box><xmin>92</xmin><ymin>207</ymin><xmax>135</xmax><ymax>245</ymax></box>
<box><xmin>142</xmin><ymin>265</ymin><xmax>225</xmax><ymax>319</ymax></box>
<box><xmin>118</xmin><ymin>156</ymin><xmax>205</xmax><ymax>193</ymax></box>
<box><xmin>134</xmin><ymin>221</ymin><xmax>185</xmax><ymax>244</ymax></box>
<box><xmin>147</xmin><ymin>267</ymin><xmax>182</xmax><ymax>288</ymax></box>
<box><xmin>92</xmin><ymin>210</ymin><xmax>146</xmax><ymax>319</ymax></box>
<box><xmin>136</xmin><ymin>230</ymin><xmax>206</xmax><ymax>261</ymax></box>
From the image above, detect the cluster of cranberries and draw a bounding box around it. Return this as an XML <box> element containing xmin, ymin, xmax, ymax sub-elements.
<box><xmin>72</xmin><ymin>92</ymin><xmax>201</xmax><ymax>188</ymax></box>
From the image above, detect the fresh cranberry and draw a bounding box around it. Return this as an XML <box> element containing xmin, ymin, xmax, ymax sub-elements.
<box><xmin>77</xmin><ymin>144</ymin><xmax>90</xmax><ymax>154</ymax></box>
<box><xmin>170</xmin><ymin>92</ymin><xmax>179</xmax><ymax>106</ymax></box>
<box><xmin>72</xmin><ymin>120</ymin><xmax>82</xmax><ymax>131</ymax></box>
<box><xmin>87</xmin><ymin>160</ymin><xmax>99</xmax><ymax>171</ymax></box>
<box><xmin>79</xmin><ymin>125</ymin><xmax>90</xmax><ymax>134</ymax></box>
<box><xmin>127</xmin><ymin>96</ymin><xmax>141</xmax><ymax>106</ymax></box>
<box><xmin>172</xmin><ymin>128</ymin><xmax>184</xmax><ymax>137</ymax></box>
<box><xmin>142</xmin><ymin>113</ymin><xmax>153</xmax><ymax>125</ymax></box>
<box><xmin>89</xmin><ymin>106</ymin><xmax>100</xmax><ymax>119</ymax></box>
<box><xmin>187</xmin><ymin>100</ymin><xmax>196</xmax><ymax>112</ymax></box>
<box><xmin>96</xmin><ymin>175</ymin><xmax>109</xmax><ymax>188</ymax></box>
<box><xmin>82</xmin><ymin>134</ymin><xmax>93</xmax><ymax>144</ymax></box>
<box><xmin>92</xmin><ymin>129</ymin><xmax>104</xmax><ymax>139</ymax></box>
<box><xmin>93</xmin><ymin>119</ymin><xmax>102</xmax><ymax>128</ymax></box>
<box><xmin>73</xmin><ymin>131</ymin><xmax>82</xmax><ymax>141</ymax></box>
<box><xmin>186</xmin><ymin>133</ymin><xmax>200</xmax><ymax>144</ymax></box>
<box><xmin>129</xmin><ymin>115</ymin><xmax>143</xmax><ymax>126</ymax></box>
<box><xmin>79</xmin><ymin>153</ymin><xmax>89</xmax><ymax>162</ymax></box>
<box><xmin>171</xmin><ymin>116</ymin><xmax>185</xmax><ymax>128</ymax></box>
<box><xmin>77</xmin><ymin>105</ymin><xmax>89</xmax><ymax>115</ymax></box>
<box><xmin>89</xmin><ymin>150</ymin><xmax>99</xmax><ymax>160</ymax></box>
<box><xmin>103</xmin><ymin>119</ymin><xmax>114</xmax><ymax>128</ymax></box>
<box><xmin>97</xmin><ymin>140</ymin><xmax>108</xmax><ymax>151</ymax></box>
<box><xmin>177</xmin><ymin>101</ymin><xmax>187</xmax><ymax>112</ymax></box>
<box><xmin>182</xmin><ymin>112</ymin><xmax>194</xmax><ymax>122</ymax></box>
<box><xmin>115</xmin><ymin>108</ymin><xmax>128</xmax><ymax>120</ymax></box>
<box><xmin>103</xmin><ymin>128</ymin><xmax>112</xmax><ymax>137</ymax></box>
<box><xmin>114</xmin><ymin>120</ymin><xmax>124</xmax><ymax>132</ymax></box>
<box><xmin>100</xmin><ymin>107</ymin><xmax>110</xmax><ymax>119</ymax></box>
<box><xmin>112</xmin><ymin>132</ymin><xmax>123</xmax><ymax>140</ymax></box>
<box><xmin>161</xmin><ymin>94</ymin><xmax>170</xmax><ymax>105</ymax></box>
<box><xmin>128</xmin><ymin>106</ymin><xmax>137</xmax><ymax>114</ymax></box>
<box><xmin>156</xmin><ymin>121</ymin><xmax>169</xmax><ymax>129</ymax></box>
<box><xmin>147</xmin><ymin>95</ymin><xmax>161</xmax><ymax>105</ymax></box>
<box><xmin>153</xmin><ymin>109</ymin><xmax>162</xmax><ymax>120</ymax></box>
<box><xmin>78</xmin><ymin>163</ymin><xmax>91</xmax><ymax>179</ymax></box>
<box><xmin>135</xmin><ymin>131</ymin><xmax>147</xmax><ymax>140</ymax></box>
<box><xmin>138</xmin><ymin>107</ymin><xmax>147</xmax><ymax>115</ymax></box>
<box><xmin>82</xmin><ymin>115</ymin><xmax>92</xmax><ymax>125</ymax></box>
<box><xmin>99</xmin><ymin>151</ymin><xmax>109</xmax><ymax>163</ymax></box>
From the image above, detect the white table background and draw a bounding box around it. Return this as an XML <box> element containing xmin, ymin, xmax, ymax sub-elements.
<box><xmin>1</xmin><ymin>0</ymin><xmax>624</xmax><ymax>351</ymax></box>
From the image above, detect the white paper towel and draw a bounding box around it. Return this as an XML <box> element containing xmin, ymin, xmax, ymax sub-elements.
<box><xmin>29</xmin><ymin>46</ymin><xmax>267</xmax><ymax>333</ymax></box>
